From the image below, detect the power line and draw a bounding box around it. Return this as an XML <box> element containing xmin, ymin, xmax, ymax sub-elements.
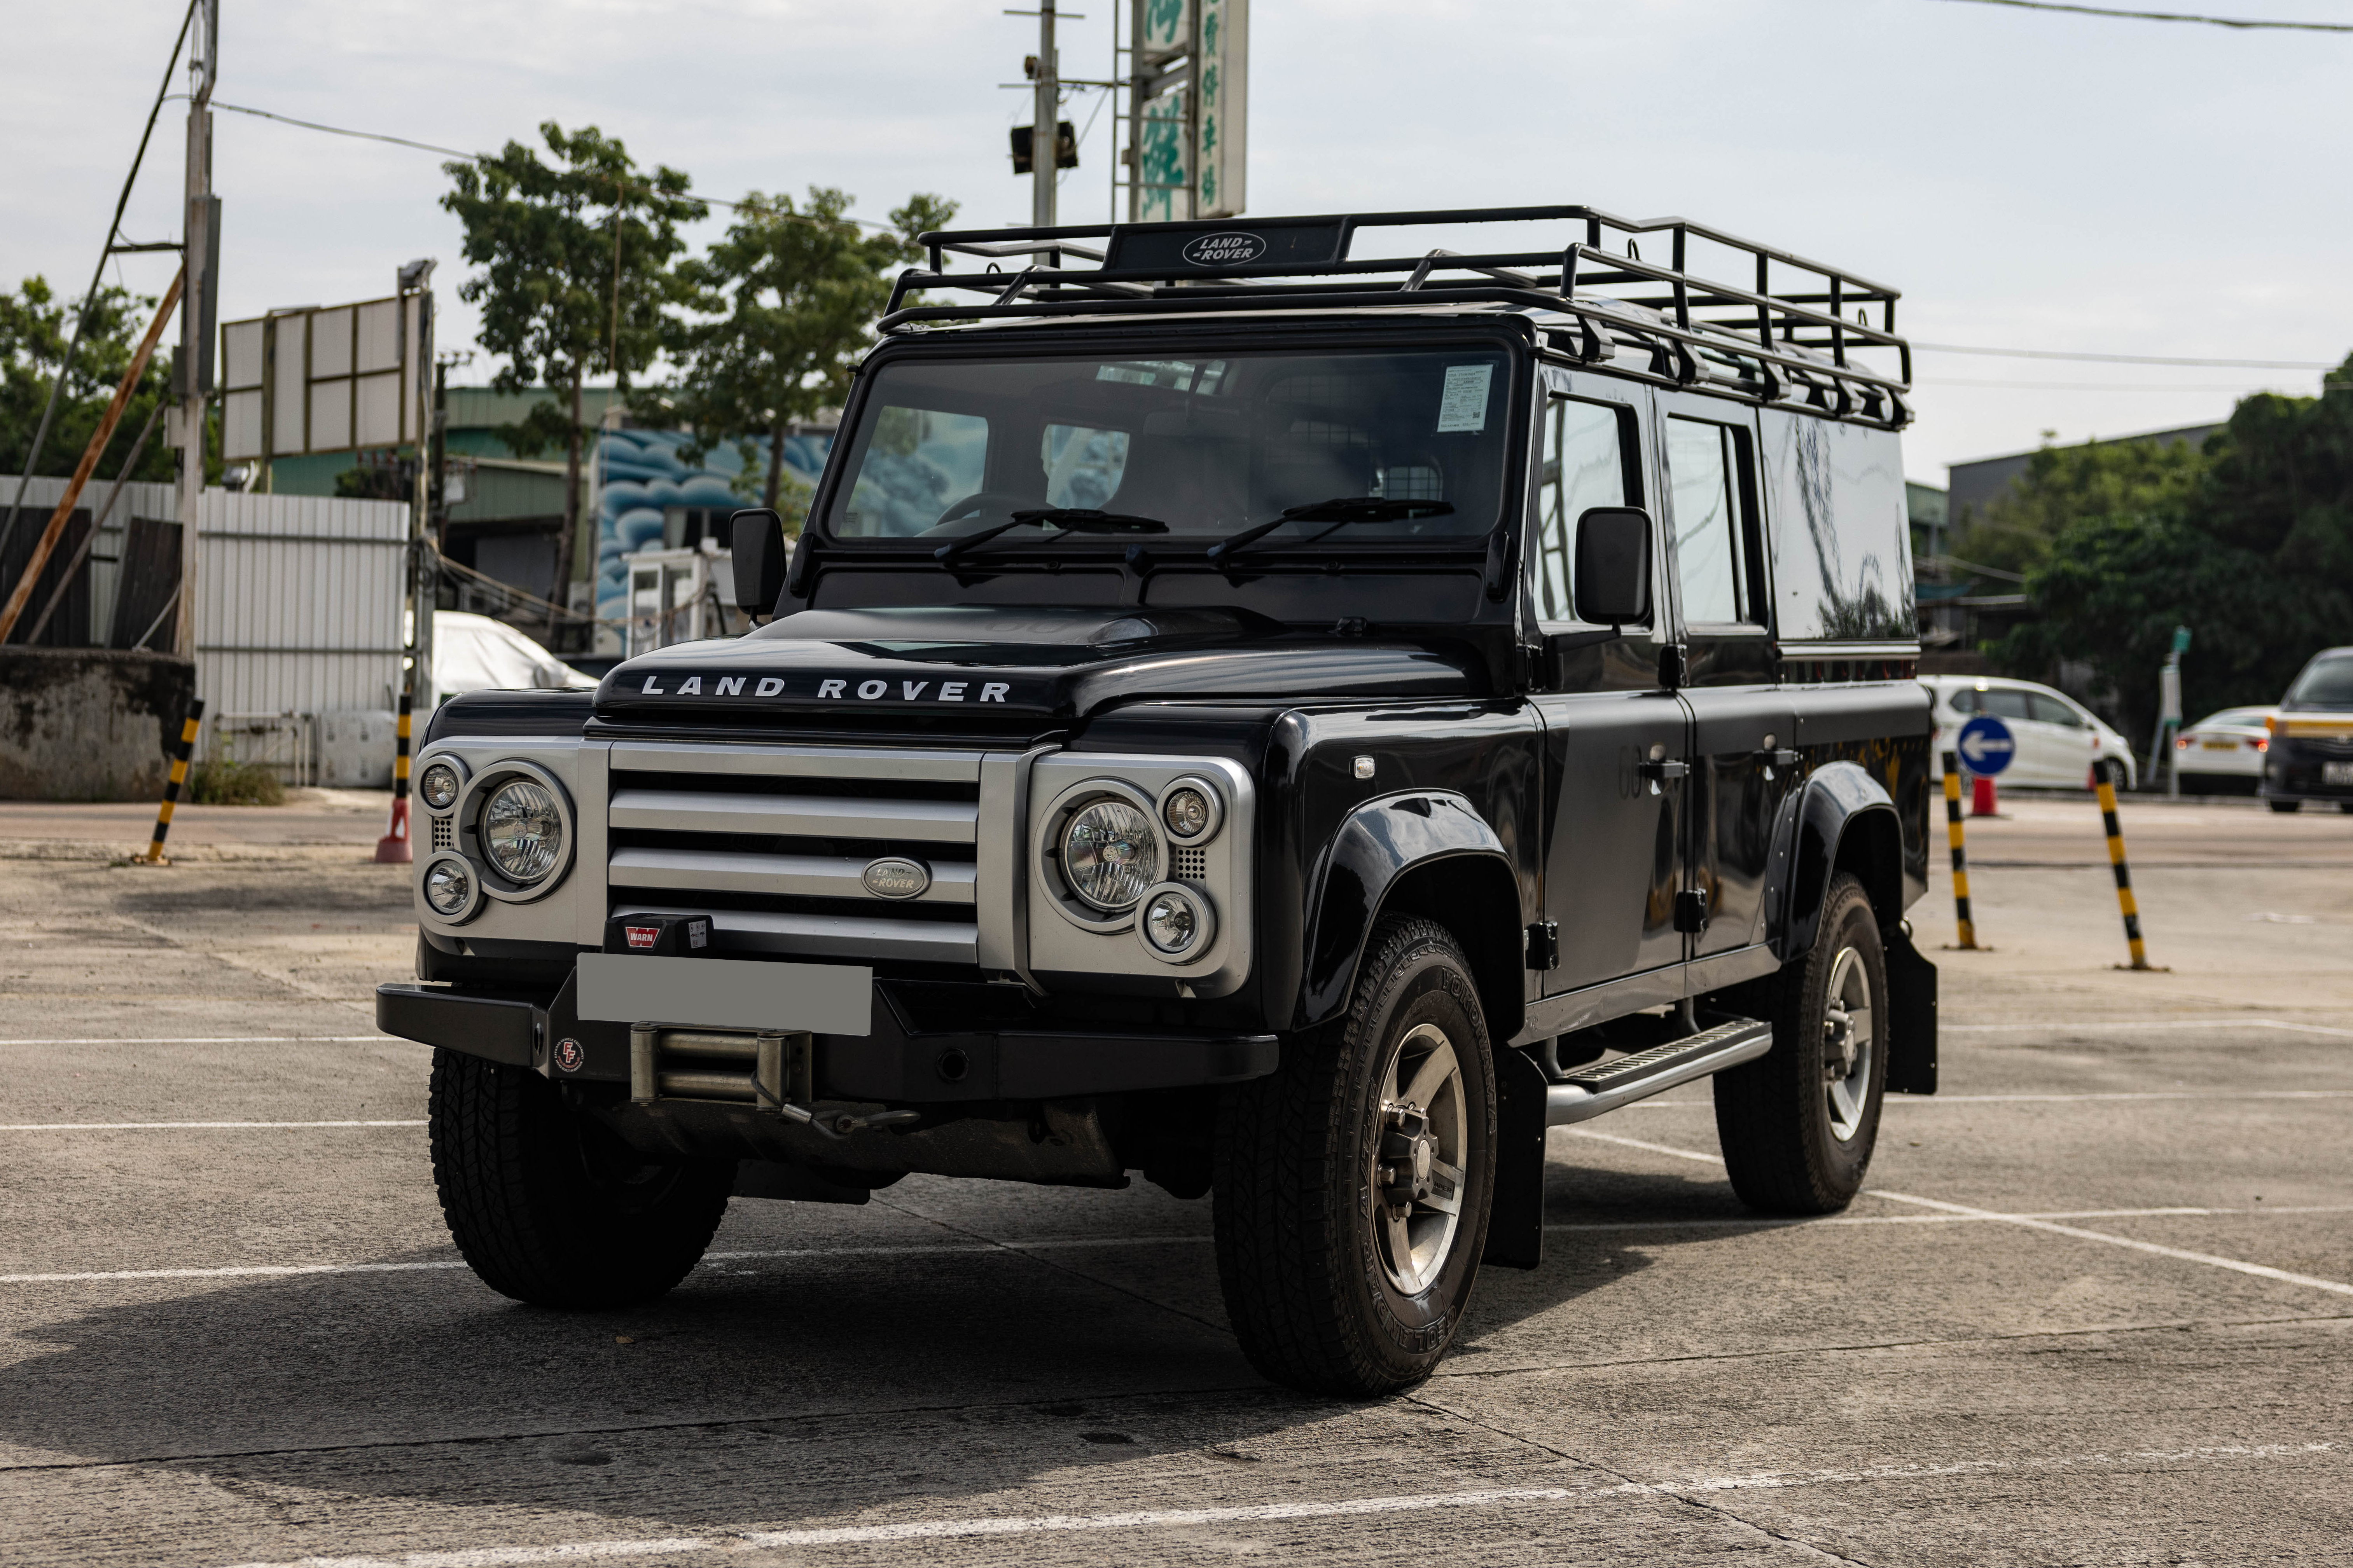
<box><xmin>1927</xmin><ymin>0</ymin><xmax>2353</xmax><ymax>31</ymax></box>
<box><xmin>204</xmin><ymin>100</ymin><xmax>905</xmax><ymax>232</ymax></box>
<box><xmin>1914</xmin><ymin>343</ymin><xmax>2333</xmax><ymax>369</ymax></box>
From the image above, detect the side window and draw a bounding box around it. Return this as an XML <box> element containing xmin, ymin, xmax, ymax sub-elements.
<box><xmin>2028</xmin><ymin>693</ymin><xmax>2086</xmax><ymax>728</ymax></box>
<box><xmin>1665</xmin><ymin>416</ymin><xmax>1761</xmax><ymax>626</ymax></box>
<box><xmin>1979</xmin><ymin>688</ymin><xmax>2031</xmax><ymax>721</ymax></box>
<box><xmin>1946</xmin><ymin>686</ymin><xmax>1980</xmax><ymax>715</ymax></box>
<box><xmin>843</xmin><ymin>407</ymin><xmax>991</xmax><ymax>535</ymax></box>
<box><xmin>1534</xmin><ymin>395</ymin><xmax>1636</xmax><ymax>623</ymax></box>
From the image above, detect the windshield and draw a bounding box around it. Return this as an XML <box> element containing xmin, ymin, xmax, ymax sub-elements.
<box><xmin>825</xmin><ymin>347</ymin><xmax>1515</xmax><ymax>547</ymax></box>
<box><xmin>2286</xmin><ymin>654</ymin><xmax>2353</xmax><ymax>708</ymax></box>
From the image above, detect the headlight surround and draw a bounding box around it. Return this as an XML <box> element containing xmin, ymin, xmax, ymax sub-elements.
<box><xmin>1059</xmin><ymin>796</ymin><xmax>1161</xmax><ymax>913</ymax></box>
<box><xmin>418</xmin><ymin>761</ymin><xmax>463</xmax><ymax>811</ymax></box>
<box><xmin>421</xmin><ymin>853</ymin><xmax>477</xmax><ymax>918</ymax></box>
<box><xmin>480</xmin><ymin>778</ymin><xmax>565</xmax><ymax>884</ymax></box>
<box><xmin>1136</xmin><ymin>881</ymin><xmax>1215</xmax><ymax>962</ymax></box>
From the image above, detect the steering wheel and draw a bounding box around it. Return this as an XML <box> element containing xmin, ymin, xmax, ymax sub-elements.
<box><xmin>927</xmin><ymin>491</ymin><xmax>1039</xmax><ymax>533</ymax></box>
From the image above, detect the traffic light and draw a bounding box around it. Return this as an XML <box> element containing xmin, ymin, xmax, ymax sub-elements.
<box><xmin>1010</xmin><ymin>122</ymin><xmax>1080</xmax><ymax>175</ymax></box>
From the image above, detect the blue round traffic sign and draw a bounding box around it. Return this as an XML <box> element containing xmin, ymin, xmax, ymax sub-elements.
<box><xmin>1956</xmin><ymin>715</ymin><xmax>2016</xmax><ymax>776</ymax></box>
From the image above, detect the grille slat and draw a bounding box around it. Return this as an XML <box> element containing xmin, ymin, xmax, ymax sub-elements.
<box><xmin>605</xmin><ymin>742</ymin><xmax>997</xmax><ymax>969</ymax></box>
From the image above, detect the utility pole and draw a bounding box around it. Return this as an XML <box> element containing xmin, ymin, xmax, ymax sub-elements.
<box><xmin>1032</xmin><ymin>0</ymin><xmax>1060</xmax><ymax>227</ymax></box>
<box><xmin>174</xmin><ymin>0</ymin><xmax>220</xmax><ymax>662</ymax></box>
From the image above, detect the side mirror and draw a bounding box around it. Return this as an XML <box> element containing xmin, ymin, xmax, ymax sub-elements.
<box><xmin>1573</xmin><ymin>506</ymin><xmax>1652</xmax><ymax>628</ymax></box>
<box><xmin>729</xmin><ymin>508</ymin><xmax>789</xmax><ymax>617</ymax></box>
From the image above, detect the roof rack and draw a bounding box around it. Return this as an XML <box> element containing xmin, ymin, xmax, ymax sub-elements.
<box><xmin>879</xmin><ymin>205</ymin><xmax>1911</xmax><ymax>428</ymax></box>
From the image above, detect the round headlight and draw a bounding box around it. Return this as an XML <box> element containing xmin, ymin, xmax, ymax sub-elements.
<box><xmin>1060</xmin><ymin>798</ymin><xmax>1161</xmax><ymax>912</ymax></box>
<box><xmin>418</xmin><ymin>762</ymin><xmax>462</xmax><ymax>811</ymax></box>
<box><xmin>481</xmin><ymin>779</ymin><xmax>563</xmax><ymax>884</ymax></box>
<box><xmin>423</xmin><ymin>856</ymin><xmax>474</xmax><ymax>917</ymax></box>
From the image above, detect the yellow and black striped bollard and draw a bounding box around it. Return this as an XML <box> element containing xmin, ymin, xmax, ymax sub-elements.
<box><xmin>1942</xmin><ymin>751</ymin><xmax>1977</xmax><ymax>949</ymax></box>
<box><xmin>2095</xmin><ymin>757</ymin><xmax>2153</xmax><ymax>970</ymax></box>
<box><xmin>143</xmin><ymin>698</ymin><xmax>206</xmax><ymax>864</ymax></box>
<box><xmin>374</xmin><ymin>690</ymin><xmax>415</xmax><ymax>864</ymax></box>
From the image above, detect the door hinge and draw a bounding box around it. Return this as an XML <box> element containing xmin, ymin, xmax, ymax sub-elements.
<box><xmin>1525</xmin><ymin>920</ymin><xmax>1559</xmax><ymax>971</ymax></box>
<box><xmin>1674</xmin><ymin>889</ymin><xmax>1711</xmax><ymax>934</ymax></box>
<box><xmin>1637</xmin><ymin>758</ymin><xmax>1689</xmax><ymax>794</ymax></box>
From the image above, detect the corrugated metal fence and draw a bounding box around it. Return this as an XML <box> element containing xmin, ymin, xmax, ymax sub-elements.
<box><xmin>11</xmin><ymin>478</ymin><xmax>409</xmax><ymax>771</ymax></box>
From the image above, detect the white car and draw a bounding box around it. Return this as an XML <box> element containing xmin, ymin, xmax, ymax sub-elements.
<box><xmin>2172</xmin><ymin>706</ymin><xmax>2273</xmax><ymax>795</ymax></box>
<box><xmin>433</xmin><ymin>611</ymin><xmax>601</xmax><ymax>698</ymax></box>
<box><xmin>1922</xmin><ymin>676</ymin><xmax>2138</xmax><ymax>791</ymax></box>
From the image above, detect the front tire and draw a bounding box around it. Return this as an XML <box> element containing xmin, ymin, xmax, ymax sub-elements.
<box><xmin>1213</xmin><ymin>917</ymin><xmax>1496</xmax><ymax>1397</ymax></box>
<box><xmin>2270</xmin><ymin>799</ymin><xmax>2303</xmax><ymax>814</ymax></box>
<box><xmin>1711</xmin><ymin>873</ymin><xmax>1889</xmax><ymax>1214</ymax></box>
<box><xmin>428</xmin><ymin>1049</ymin><xmax>733</xmax><ymax>1308</ymax></box>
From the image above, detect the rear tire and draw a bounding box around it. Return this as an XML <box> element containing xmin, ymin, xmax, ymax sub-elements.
<box><xmin>2270</xmin><ymin>799</ymin><xmax>2303</xmax><ymax>814</ymax></box>
<box><xmin>1712</xmin><ymin>873</ymin><xmax>1888</xmax><ymax>1214</ymax></box>
<box><xmin>428</xmin><ymin>1049</ymin><xmax>732</xmax><ymax>1308</ymax></box>
<box><xmin>1212</xmin><ymin>917</ymin><xmax>1496</xmax><ymax>1397</ymax></box>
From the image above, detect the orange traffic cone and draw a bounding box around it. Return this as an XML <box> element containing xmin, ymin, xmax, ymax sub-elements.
<box><xmin>1970</xmin><ymin>774</ymin><xmax>1998</xmax><ymax>818</ymax></box>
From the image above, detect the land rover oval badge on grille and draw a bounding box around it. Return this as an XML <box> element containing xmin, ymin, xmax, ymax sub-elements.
<box><xmin>1182</xmin><ymin>231</ymin><xmax>1266</xmax><ymax>267</ymax></box>
<box><xmin>862</xmin><ymin>857</ymin><xmax>931</xmax><ymax>899</ymax></box>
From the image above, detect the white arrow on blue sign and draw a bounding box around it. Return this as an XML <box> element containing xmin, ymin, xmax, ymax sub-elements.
<box><xmin>1957</xmin><ymin>715</ymin><xmax>2016</xmax><ymax>776</ymax></box>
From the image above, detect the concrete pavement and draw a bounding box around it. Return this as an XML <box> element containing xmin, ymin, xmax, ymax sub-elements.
<box><xmin>0</xmin><ymin>804</ymin><xmax>2347</xmax><ymax>1565</ymax></box>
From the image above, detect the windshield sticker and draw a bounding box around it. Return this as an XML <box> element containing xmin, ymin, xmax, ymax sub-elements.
<box><xmin>1436</xmin><ymin>364</ymin><xmax>1495</xmax><ymax>434</ymax></box>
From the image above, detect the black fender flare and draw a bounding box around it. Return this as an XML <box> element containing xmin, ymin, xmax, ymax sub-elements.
<box><xmin>1295</xmin><ymin>790</ymin><xmax>1524</xmax><ymax>1042</ymax></box>
<box><xmin>1769</xmin><ymin>760</ymin><xmax>1905</xmax><ymax>963</ymax></box>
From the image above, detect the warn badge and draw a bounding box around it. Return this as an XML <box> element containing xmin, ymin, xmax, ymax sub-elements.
<box><xmin>553</xmin><ymin>1037</ymin><xmax>585</xmax><ymax>1073</ymax></box>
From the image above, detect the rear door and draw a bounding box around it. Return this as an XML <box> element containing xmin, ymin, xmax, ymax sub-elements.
<box><xmin>1657</xmin><ymin>391</ymin><xmax>1792</xmax><ymax>964</ymax></box>
<box><xmin>1530</xmin><ymin>370</ymin><xmax>1689</xmax><ymax>994</ymax></box>
<box><xmin>1974</xmin><ymin>686</ymin><xmax>2044</xmax><ymax>781</ymax></box>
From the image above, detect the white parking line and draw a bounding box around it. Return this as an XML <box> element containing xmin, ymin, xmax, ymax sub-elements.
<box><xmin>1942</xmin><ymin>1018</ymin><xmax>2353</xmax><ymax>1038</ymax></box>
<box><xmin>1626</xmin><ymin>1090</ymin><xmax>2353</xmax><ymax>1107</ymax></box>
<box><xmin>2</xmin><ymin>1119</ymin><xmax>425</xmax><ymax>1132</ymax></box>
<box><xmin>1568</xmin><ymin>1128</ymin><xmax>2353</xmax><ymax>1299</ymax></box>
<box><xmin>213</xmin><ymin>1442</ymin><xmax>2341</xmax><ymax>1566</ymax></box>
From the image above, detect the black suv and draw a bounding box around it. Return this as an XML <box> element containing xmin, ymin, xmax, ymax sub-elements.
<box><xmin>380</xmin><ymin>205</ymin><xmax>1938</xmax><ymax>1397</ymax></box>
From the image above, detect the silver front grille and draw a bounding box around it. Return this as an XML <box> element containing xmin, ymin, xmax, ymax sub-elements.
<box><xmin>605</xmin><ymin>742</ymin><xmax>991</xmax><ymax>967</ymax></box>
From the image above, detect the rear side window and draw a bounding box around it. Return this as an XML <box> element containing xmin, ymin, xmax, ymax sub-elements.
<box><xmin>2027</xmin><ymin>693</ymin><xmax>2085</xmax><ymax>728</ymax></box>
<box><xmin>1533</xmin><ymin>395</ymin><xmax>1636</xmax><ymax>623</ymax></box>
<box><xmin>1665</xmin><ymin>417</ymin><xmax>1763</xmax><ymax>625</ymax></box>
<box><xmin>1978</xmin><ymin>688</ymin><xmax>2031</xmax><ymax>720</ymax></box>
<box><xmin>1945</xmin><ymin>686</ymin><xmax>1980</xmax><ymax>714</ymax></box>
<box><xmin>1757</xmin><ymin>411</ymin><xmax>1914</xmax><ymax>641</ymax></box>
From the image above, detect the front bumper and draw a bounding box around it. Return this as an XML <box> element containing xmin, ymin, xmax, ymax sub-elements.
<box><xmin>375</xmin><ymin>970</ymin><xmax>1278</xmax><ymax>1102</ymax></box>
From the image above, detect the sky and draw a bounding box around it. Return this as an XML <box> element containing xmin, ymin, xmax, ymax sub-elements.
<box><xmin>6</xmin><ymin>0</ymin><xmax>2349</xmax><ymax>485</ymax></box>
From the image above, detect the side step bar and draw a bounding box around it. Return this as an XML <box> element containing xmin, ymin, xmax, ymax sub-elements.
<box><xmin>1544</xmin><ymin>1017</ymin><xmax>1774</xmax><ymax>1127</ymax></box>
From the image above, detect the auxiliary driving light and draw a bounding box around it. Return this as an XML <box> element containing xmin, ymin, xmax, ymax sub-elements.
<box><xmin>1138</xmin><ymin>882</ymin><xmax>1214</xmax><ymax>962</ymax></box>
<box><xmin>1159</xmin><ymin>781</ymin><xmax>1220</xmax><ymax>842</ymax></box>
<box><xmin>423</xmin><ymin>855</ymin><xmax>475</xmax><ymax>918</ymax></box>
<box><xmin>418</xmin><ymin>761</ymin><xmax>462</xmax><ymax>811</ymax></box>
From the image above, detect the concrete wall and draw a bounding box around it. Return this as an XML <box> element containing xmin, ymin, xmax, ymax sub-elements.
<box><xmin>0</xmin><ymin>649</ymin><xmax>195</xmax><ymax>801</ymax></box>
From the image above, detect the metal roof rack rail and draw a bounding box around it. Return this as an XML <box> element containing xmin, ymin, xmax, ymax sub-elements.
<box><xmin>878</xmin><ymin>205</ymin><xmax>1911</xmax><ymax>429</ymax></box>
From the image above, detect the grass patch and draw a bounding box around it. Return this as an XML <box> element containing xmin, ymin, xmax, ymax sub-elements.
<box><xmin>187</xmin><ymin>757</ymin><xmax>285</xmax><ymax>807</ymax></box>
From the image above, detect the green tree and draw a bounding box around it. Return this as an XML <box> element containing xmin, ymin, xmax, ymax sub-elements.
<box><xmin>1954</xmin><ymin>428</ymin><xmax>2211</xmax><ymax>579</ymax></box>
<box><xmin>2002</xmin><ymin>354</ymin><xmax>2353</xmax><ymax>738</ymax></box>
<box><xmin>666</xmin><ymin>187</ymin><xmax>954</xmax><ymax>521</ymax></box>
<box><xmin>441</xmin><ymin>124</ymin><xmax>704</xmax><ymax>630</ymax></box>
<box><xmin>1</xmin><ymin>275</ymin><xmax>180</xmax><ymax>485</ymax></box>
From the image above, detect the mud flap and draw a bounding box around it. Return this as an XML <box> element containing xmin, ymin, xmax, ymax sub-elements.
<box><xmin>1483</xmin><ymin>1044</ymin><xmax>1551</xmax><ymax>1269</ymax></box>
<box><xmin>1885</xmin><ymin>925</ymin><xmax>1939</xmax><ymax>1095</ymax></box>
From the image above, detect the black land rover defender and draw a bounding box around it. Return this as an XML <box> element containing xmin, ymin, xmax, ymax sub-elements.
<box><xmin>379</xmin><ymin>205</ymin><xmax>1937</xmax><ymax>1398</ymax></box>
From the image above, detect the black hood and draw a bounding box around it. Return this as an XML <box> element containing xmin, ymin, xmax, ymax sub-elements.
<box><xmin>594</xmin><ymin>604</ymin><xmax>1484</xmax><ymax>723</ymax></box>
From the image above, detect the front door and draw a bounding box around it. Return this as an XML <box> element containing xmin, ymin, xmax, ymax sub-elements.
<box><xmin>1529</xmin><ymin>370</ymin><xmax>1688</xmax><ymax>994</ymax></box>
<box><xmin>1656</xmin><ymin>391</ymin><xmax>1793</xmax><ymax>960</ymax></box>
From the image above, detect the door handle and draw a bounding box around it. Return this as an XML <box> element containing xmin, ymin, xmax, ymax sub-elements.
<box><xmin>1637</xmin><ymin>758</ymin><xmax>1688</xmax><ymax>794</ymax></box>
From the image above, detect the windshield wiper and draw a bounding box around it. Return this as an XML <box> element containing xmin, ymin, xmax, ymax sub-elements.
<box><xmin>1203</xmin><ymin>497</ymin><xmax>1456</xmax><ymax>564</ymax></box>
<box><xmin>934</xmin><ymin>508</ymin><xmax>1170</xmax><ymax>564</ymax></box>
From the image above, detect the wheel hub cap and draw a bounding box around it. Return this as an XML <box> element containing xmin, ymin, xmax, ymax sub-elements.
<box><xmin>1370</xmin><ymin>1023</ymin><xmax>1468</xmax><ymax>1296</ymax></box>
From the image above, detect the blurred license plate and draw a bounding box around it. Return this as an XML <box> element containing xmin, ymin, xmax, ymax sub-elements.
<box><xmin>2201</xmin><ymin>739</ymin><xmax>2236</xmax><ymax>749</ymax></box>
<box><xmin>2325</xmin><ymin>762</ymin><xmax>2353</xmax><ymax>785</ymax></box>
